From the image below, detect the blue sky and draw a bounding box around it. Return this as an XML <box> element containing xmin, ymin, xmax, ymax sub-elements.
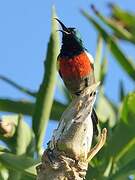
<box><xmin>0</xmin><ymin>0</ymin><xmax>135</xmax><ymax>144</ymax></box>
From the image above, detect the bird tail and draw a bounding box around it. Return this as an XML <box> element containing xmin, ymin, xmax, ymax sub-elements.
<box><xmin>91</xmin><ymin>108</ymin><xmax>99</xmax><ymax>136</ymax></box>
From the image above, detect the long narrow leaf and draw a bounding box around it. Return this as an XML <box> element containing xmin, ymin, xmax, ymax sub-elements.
<box><xmin>86</xmin><ymin>165</ymin><xmax>106</xmax><ymax>180</ymax></box>
<box><xmin>110</xmin><ymin>159</ymin><xmax>135</xmax><ymax>180</ymax></box>
<box><xmin>110</xmin><ymin>4</ymin><xmax>135</xmax><ymax>28</ymax></box>
<box><xmin>91</xmin><ymin>5</ymin><xmax>135</xmax><ymax>43</ymax></box>
<box><xmin>103</xmin><ymin>92</ymin><xmax>135</xmax><ymax>168</ymax></box>
<box><xmin>3</xmin><ymin>115</ymin><xmax>35</xmax><ymax>180</ymax></box>
<box><xmin>0</xmin><ymin>165</ymin><xmax>9</xmax><ymax>180</ymax></box>
<box><xmin>15</xmin><ymin>115</ymin><xmax>34</xmax><ymax>155</ymax></box>
<box><xmin>119</xmin><ymin>80</ymin><xmax>125</xmax><ymax>101</ymax></box>
<box><xmin>0</xmin><ymin>75</ymin><xmax>36</xmax><ymax>97</ymax></box>
<box><xmin>99</xmin><ymin>56</ymin><xmax>108</xmax><ymax>84</ymax></box>
<box><xmin>32</xmin><ymin>6</ymin><xmax>60</xmax><ymax>154</ymax></box>
<box><xmin>94</xmin><ymin>35</ymin><xmax>103</xmax><ymax>81</ymax></box>
<box><xmin>94</xmin><ymin>35</ymin><xmax>108</xmax><ymax>84</ymax></box>
<box><xmin>81</xmin><ymin>10</ymin><xmax>135</xmax><ymax>81</ymax></box>
<box><xmin>0</xmin><ymin>98</ymin><xmax>66</xmax><ymax>121</ymax></box>
<box><xmin>96</xmin><ymin>92</ymin><xmax>117</xmax><ymax>127</ymax></box>
<box><xmin>0</xmin><ymin>98</ymin><xmax>34</xmax><ymax>116</ymax></box>
<box><xmin>0</xmin><ymin>152</ymin><xmax>38</xmax><ymax>178</ymax></box>
<box><xmin>57</xmin><ymin>79</ymin><xmax>71</xmax><ymax>103</ymax></box>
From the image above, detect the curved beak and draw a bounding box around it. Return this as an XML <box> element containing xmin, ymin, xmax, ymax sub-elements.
<box><xmin>55</xmin><ymin>18</ymin><xmax>70</xmax><ymax>34</ymax></box>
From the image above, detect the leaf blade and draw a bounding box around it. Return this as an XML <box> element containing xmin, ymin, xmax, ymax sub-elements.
<box><xmin>81</xmin><ymin>10</ymin><xmax>135</xmax><ymax>81</ymax></box>
<box><xmin>0</xmin><ymin>75</ymin><xmax>36</xmax><ymax>97</ymax></box>
<box><xmin>32</xmin><ymin>6</ymin><xmax>60</xmax><ymax>154</ymax></box>
<box><xmin>111</xmin><ymin>159</ymin><xmax>135</xmax><ymax>179</ymax></box>
<box><xmin>0</xmin><ymin>98</ymin><xmax>67</xmax><ymax>121</ymax></box>
<box><xmin>0</xmin><ymin>152</ymin><xmax>38</xmax><ymax>178</ymax></box>
<box><xmin>91</xmin><ymin>5</ymin><xmax>135</xmax><ymax>43</ymax></box>
<box><xmin>103</xmin><ymin>92</ymin><xmax>135</xmax><ymax>169</ymax></box>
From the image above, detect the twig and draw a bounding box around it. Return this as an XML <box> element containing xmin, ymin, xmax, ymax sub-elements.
<box><xmin>36</xmin><ymin>82</ymin><xmax>107</xmax><ymax>180</ymax></box>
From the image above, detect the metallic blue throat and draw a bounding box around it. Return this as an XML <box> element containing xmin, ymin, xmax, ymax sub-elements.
<box><xmin>60</xmin><ymin>46</ymin><xmax>85</xmax><ymax>58</ymax></box>
<box><xmin>60</xmin><ymin>39</ymin><xmax>86</xmax><ymax>58</ymax></box>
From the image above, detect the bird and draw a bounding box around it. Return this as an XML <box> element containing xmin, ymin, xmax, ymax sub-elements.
<box><xmin>56</xmin><ymin>18</ymin><xmax>98</xmax><ymax>136</ymax></box>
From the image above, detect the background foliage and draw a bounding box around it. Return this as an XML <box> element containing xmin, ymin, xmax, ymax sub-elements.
<box><xmin>0</xmin><ymin>3</ymin><xmax>135</xmax><ymax>180</ymax></box>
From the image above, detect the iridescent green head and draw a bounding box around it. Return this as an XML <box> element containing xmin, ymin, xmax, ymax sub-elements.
<box><xmin>55</xmin><ymin>18</ymin><xmax>85</xmax><ymax>57</ymax></box>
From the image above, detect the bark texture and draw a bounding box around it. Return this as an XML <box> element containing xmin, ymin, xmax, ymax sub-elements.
<box><xmin>36</xmin><ymin>83</ymin><xmax>107</xmax><ymax>180</ymax></box>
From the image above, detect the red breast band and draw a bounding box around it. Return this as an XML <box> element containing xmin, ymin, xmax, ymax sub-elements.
<box><xmin>59</xmin><ymin>52</ymin><xmax>93</xmax><ymax>80</ymax></box>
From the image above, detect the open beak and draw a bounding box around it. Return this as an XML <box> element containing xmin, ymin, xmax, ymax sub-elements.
<box><xmin>55</xmin><ymin>18</ymin><xmax>70</xmax><ymax>34</ymax></box>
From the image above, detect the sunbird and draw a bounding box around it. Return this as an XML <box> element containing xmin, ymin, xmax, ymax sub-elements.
<box><xmin>56</xmin><ymin>18</ymin><xmax>98</xmax><ymax>136</ymax></box>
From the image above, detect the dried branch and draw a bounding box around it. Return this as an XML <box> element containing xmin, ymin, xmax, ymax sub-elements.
<box><xmin>36</xmin><ymin>82</ymin><xmax>107</xmax><ymax>180</ymax></box>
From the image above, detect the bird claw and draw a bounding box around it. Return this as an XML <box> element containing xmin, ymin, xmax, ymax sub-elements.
<box><xmin>87</xmin><ymin>128</ymin><xmax>107</xmax><ymax>162</ymax></box>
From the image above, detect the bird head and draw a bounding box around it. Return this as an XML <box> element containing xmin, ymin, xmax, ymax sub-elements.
<box><xmin>55</xmin><ymin>18</ymin><xmax>84</xmax><ymax>51</ymax></box>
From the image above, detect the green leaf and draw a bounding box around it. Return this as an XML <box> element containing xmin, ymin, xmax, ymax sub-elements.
<box><xmin>119</xmin><ymin>80</ymin><xmax>125</xmax><ymax>101</ymax></box>
<box><xmin>110</xmin><ymin>159</ymin><xmax>135</xmax><ymax>180</ymax></box>
<box><xmin>0</xmin><ymin>152</ymin><xmax>38</xmax><ymax>178</ymax></box>
<box><xmin>120</xmin><ymin>92</ymin><xmax>135</xmax><ymax>122</ymax></box>
<box><xmin>111</xmin><ymin>5</ymin><xmax>135</xmax><ymax>24</ymax></box>
<box><xmin>0</xmin><ymin>75</ymin><xmax>36</xmax><ymax>97</ymax></box>
<box><xmin>94</xmin><ymin>35</ymin><xmax>108</xmax><ymax>85</ymax></box>
<box><xmin>32</xmin><ymin>6</ymin><xmax>60</xmax><ymax>154</ymax></box>
<box><xmin>0</xmin><ymin>164</ymin><xmax>9</xmax><ymax>180</ymax></box>
<box><xmin>0</xmin><ymin>147</ymin><xmax>9</xmax><ymax>152</ymax></box>
<box><xmin>0</xmin><ymin>98</ymin><xmax>34</xmax><ymax>116</ymax></box>
<box><xmin>81</xmin><ymin>10</ymin><xmax>135</xmax><ymax>81</ymax></box>
<box><xmin>96</xmin><ymin>91</ymin><xmax>117</xmax><ymax>127</ymax></box>
<box><xmin>110</xmin><ymin>4</ymin><xmax>135</xmax><ymax>34</ymax></box>
<box><xmin>8</xmin><ymin>169</ymin><xmax>22</xmax><ymax>180</ymax></box>
<box><xmin>93</xmin><ymin>93</ymin><xmax>135</xmax><ymax>177</ymax></box>
<box><xmin>15</xmin><ymin>115</ymin><xmax>34</xmax><ymax>156</ymax></box>
<box><xmin>99</xmin><ymin>56</ymin><xmax>108</xmax><ymax>85</ymax></box>
<box><xmin>0</xmin><ymin>115</ymin><xmax>34</xmax><ymax>156</ymax></box>
<box><xmin>57</xmin><ymin>79</ymin><xmax>71</xmax><ymax>103</ymax></box>
<box><xmin>86</xmin><ymin>164</ymin><xmax>110</xmax><ymax>180</ymax></box>
<box><xmin>91</xmin><ymin>5</ymin><xmax>135</xmax><ymax>43</ymax></box>
<box><xmin>94</xmin><ymin>35</ymin><xmax>103</xmax><ymax>82</ymax></box>
<box><xmin>0</xmin><ymin>98</ymin><xmax>67</xmax><ymax>121</ymax></box>
<box><xmin>52</xmin><ymin>99</ymin><xmax>67</xmax><ymax>120</ymax></box>
<box><xmin>19</xmin><ymin>174</ymin><xmax>36</xmax><ymax>180</ymax></box>
<box><xmin>104</xmin><ymin>92</ymin><xmax>135</xmax><ymax>171</ymax></box>
<box><xmin>8</xmin><ymin>169</ymin><xmax>36</xmax><ymax>180</ymax></box>
<box><xmin>86</xmin><ymin>165</ymin><xmax>103</xmax><ymax>180</ymax></box>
